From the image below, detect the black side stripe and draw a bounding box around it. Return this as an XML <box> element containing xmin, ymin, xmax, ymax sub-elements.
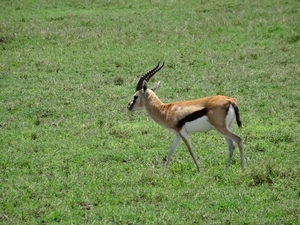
<box><xmin>177</xmin><ymin>108</ymin><xmax>208</xmax><ymax>128</ymax></box>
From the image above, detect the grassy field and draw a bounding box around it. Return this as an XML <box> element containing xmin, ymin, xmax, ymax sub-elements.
<box><xmin>1</xmin><ymin>0</ymin><xmax>300</xmax><ymax>224</ymax></box>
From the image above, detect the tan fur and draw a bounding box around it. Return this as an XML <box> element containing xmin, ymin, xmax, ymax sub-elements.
<box><xmin>141</xmin><ymin>90</ymin><xmax>236</xmax><ymax>131</ymax></box>
<box><xmin>127</xmin><ymin>79</ymin><xmax>245</xmax><ymax>173</ymax></box>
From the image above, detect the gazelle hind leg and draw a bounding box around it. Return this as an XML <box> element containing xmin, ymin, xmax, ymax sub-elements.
<box><xmin>225</xmin><ymin>137</ymin><xmax>235</xmax><ymax>170</ymax></box>
<box><xmin>179</xmin><ymin>129</ymin><xmax>201</xmax><ymax>172</ymax></box>
<box><xmin>163</xmin><ymin>135</ymin><xmax>181</xmax><ymax>175</ymax></box>
<box><xmin>216</xmin><ymin>127</ymin><xmax>245</xmax><ymax>170</ymax></box>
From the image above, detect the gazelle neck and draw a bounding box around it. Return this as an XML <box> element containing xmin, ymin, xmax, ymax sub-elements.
<box><xmin>144</xmin><ymin>90</ymin><xmax>167</xmax><ymax>126</ymax></box>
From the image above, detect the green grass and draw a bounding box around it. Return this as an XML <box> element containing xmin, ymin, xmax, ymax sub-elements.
<box><xmin>1</xmin><ymin>0</ymin><xmax>300</xmax><ymax>224</ymax></box>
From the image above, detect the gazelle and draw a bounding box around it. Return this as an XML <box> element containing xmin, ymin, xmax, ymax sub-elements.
<box><xmin>127</xmin><ymin>63</ymin><xmax>245</xmax><ymax>173</ymax></box>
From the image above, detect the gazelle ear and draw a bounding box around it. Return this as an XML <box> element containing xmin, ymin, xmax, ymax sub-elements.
<box><xmin>142</xmin><ymin>80</ymin><xmax>148</xmax><ymax>92</ymax></box>
<box><xmin>151</xmin><ymin>81</ymin><xmax>160</xmax><ymax>91</ymax></box>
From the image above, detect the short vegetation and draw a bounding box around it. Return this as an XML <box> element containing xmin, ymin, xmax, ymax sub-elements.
<box><xmin>0</xmin><ymin>0</ymin><xmax>299</xmax><ymax>224</ymax></box>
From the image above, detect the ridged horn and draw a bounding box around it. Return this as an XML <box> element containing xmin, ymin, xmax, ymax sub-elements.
<box><xmin>136</xmin><ymin>62</ymin><xmax>165</xmax><ymax>91</ymax></box>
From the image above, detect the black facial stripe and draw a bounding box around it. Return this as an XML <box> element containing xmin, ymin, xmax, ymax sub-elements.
<box><xmin>128</xmin><ymin>100</ymin><xmax>135</xmax><ymax>110</ymax></box>
<box><xmin>177</xmin><ymin>108</ymin><xmax>208</xmax><ymax>128</ymax></box>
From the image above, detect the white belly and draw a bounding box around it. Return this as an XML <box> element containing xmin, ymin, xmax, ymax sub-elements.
<box><xmin>184</xmin><ymin>116</ymin><xmax>213</xmax><ymax>133</ymax></box>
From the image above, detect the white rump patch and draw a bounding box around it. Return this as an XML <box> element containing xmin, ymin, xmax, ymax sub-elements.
<box><xmin>225</xmin><ymin>105</ymin><xmax>235</xmax><ymax>128</ymax></box>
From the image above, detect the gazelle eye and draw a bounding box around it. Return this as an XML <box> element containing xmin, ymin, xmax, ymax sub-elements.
<box><xmin>134</xmin><ymin>95</ymin><xmax>138</xmax><ymax>100</ymax></box>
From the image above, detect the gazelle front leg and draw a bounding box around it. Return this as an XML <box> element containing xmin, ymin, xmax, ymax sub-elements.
<box><xmin>163</xmin><ymin>134</ymin><xmax>181</xmax><ymax>174</ymax></box>
<box><xmin>179</xmin><ymin>129</ymin><xmax>201</xmax><ymax>172</ymax></box>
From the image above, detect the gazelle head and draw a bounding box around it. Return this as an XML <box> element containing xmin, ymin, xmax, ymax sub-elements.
<box><xmin>127</xmin><ymin>62</ymin><xmax>164</xmax><ymax>111</ymax></box>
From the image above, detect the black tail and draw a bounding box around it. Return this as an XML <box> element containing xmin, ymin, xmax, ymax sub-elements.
<box><xmin>232</xmin><ymin>103</ymin><xmax>242</xmax><ymax>128</ymax></box>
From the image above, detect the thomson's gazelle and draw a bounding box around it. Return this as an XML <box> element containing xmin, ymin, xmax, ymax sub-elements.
<box><xmin>127</xmin><ymin>63</ymin><xmax>245</xmax><ymax>173</ymax></box>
